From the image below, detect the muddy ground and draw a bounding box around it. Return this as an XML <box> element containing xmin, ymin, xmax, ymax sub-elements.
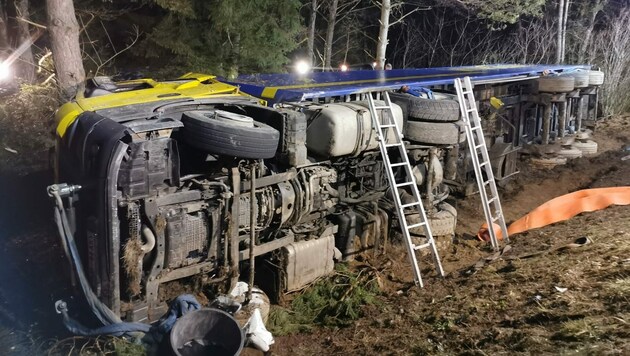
<box><xmin>0</xmin><ymin>115</ymin><xmax>628</xmax><ymax>355</ymax></box>
<box><xmin>272</xmin><ymin>115</ymin><xmax>630</xmax><ymax>355</ymax></box>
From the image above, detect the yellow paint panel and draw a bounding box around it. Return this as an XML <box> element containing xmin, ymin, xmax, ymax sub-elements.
<box><xmin>261</xmin><ymin>87</ymin><xmax>278</xmax><ymax>99</ymax></box>
<box><xmin>55</xmin><ymin>103</ymin><xmax>82</xmax><ymax>137</ymax></box>
<box><xmin>55</xmin><ymin>76</ymin><xmax>247</xmax><ymax>137</ymax></box>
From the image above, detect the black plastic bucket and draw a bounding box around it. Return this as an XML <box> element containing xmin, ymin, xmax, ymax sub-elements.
<box><xmin>170</xmin><ymin>308</ymin><xmax>244</xmax><ymax>356</ymax></box>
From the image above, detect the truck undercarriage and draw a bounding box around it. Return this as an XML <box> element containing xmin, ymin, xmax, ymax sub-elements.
<box><xmin>51</xmin><ymin>65</ymin><xmax>602</xmax><ymax>325</ymax></box>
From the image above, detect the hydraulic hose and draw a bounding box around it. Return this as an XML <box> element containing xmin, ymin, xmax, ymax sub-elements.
<box><xmin>49</xmin><ymin>185</ymin><xmax>206</xmax><ymax>338</ymax></box>
<box><xmin>49</xmin><ymin>185</ymin><xmax>122</xmax><ymax>326</ymax></box>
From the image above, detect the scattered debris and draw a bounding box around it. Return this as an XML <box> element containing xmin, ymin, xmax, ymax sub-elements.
<box><xmin>244</xmin><ymin>309</ymin><xmax>274</xmax><ymax>352</ymax></box>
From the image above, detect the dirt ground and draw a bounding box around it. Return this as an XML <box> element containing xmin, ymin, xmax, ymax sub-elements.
<box><xmin>0</xmin><ymin>114</ymin><xmax>628</xmax><ymax>355</ymax></box>
<box><xmin>270</xmin><ymin>115</ymin><xmax>630</xmax><ymax>355</ymax></box>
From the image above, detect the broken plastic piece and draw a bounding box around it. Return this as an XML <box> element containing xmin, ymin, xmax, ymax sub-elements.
<box><xmin>554</xmin><ymin>286</ymin><xmax>568</xmax><ymax>293</ymax></box>
<box><xmin>244</xmin><ymin>309</ymin><xmax>274</xmax><ymax>352</ymax></box>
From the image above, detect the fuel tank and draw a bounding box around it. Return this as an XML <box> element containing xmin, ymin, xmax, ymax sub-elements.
<box><xmin>305</xmin><ymin>101</ymin><xmax>404</xmax><ymax>158</ymax></box>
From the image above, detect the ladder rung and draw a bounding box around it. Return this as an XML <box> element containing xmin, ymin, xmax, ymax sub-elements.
<box><xmin>380</xmin><ymin>124</ymin><xmax>396</xmax><ymax>128</ymax></box>
<box><xmin>407</xmin><ymin>222</ymin><xmax>426</xmax><ymax>229</ymax></box>
<box><xmin>401</xmin><ymin>202</ymin><xmax>421</xmax><ymax>209</ymax></box>
<box><xmin>475</xmin><ymin>143</ymin><xmax>486</xmax><ymax>150</ymax></box>
<box><xmin>483</xmin><ymin>180</ymin><xmax>492</xmax><ymax>186</ymax></box>
<box><xmin>396</xmin><ymin>182</ymin><xmax>414</xmax><ymax>188</ymax></box>
<box><xmin>487</xmin><ymin>197</ymin><xmax>497</xmax><ymax>205</ymax></box>
<box><xmin>390</xmin><ymin>162</ymin><xmax>407</xmax><ymax>168</ymax></box>
<box><xmin>466</xmin><ymin>108</ymin><xmax>476</xmax><ymax>113</ymax></box>
<box><xmin>492</xmin><ymin>214</ymin><xmax>503</xmax><ymax>222</ymax></box>
<box><xmin>373</xmin><ymin>106</ymin><xmax>390</xmax><ymax>110</ymax></box>
<box><xmin>479</xmin><ymin>161</ymin><xmax>490</xmax><ymax>168</ymax></box>
<box><xmin>413</xmin><ymin>242</ymin><xmax>431</xmax><ymax>251</ymax></box>
<box><xmin>385</xmin><ymin>143</ymin><xmax>403</xmax><ymax>148</ymax></box>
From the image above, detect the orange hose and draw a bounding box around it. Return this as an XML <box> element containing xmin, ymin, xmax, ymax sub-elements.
<box><xmin>478</xmin><ymin>187</ymin><xmax>630</xmax><ymax>241</ymax></box>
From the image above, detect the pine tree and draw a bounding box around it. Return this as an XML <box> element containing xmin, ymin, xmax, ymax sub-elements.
<box><xmin>140</xmin><ymin>0</ymin><xmax>303</xmax><ymax>77</ymax></box>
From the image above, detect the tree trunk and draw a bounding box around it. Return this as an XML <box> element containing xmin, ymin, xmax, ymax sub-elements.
<box><xmin>226</xmin><ymin>32</ymin><xmax>240</xmax><ymax>80</ymax></box>
<box><xmin>46</xmin><ymin>0</ymin><xmax>85</xmax><ymax>98</ymax></box>
<box><xmin>376</xmin><ymin>0</ymin><xmax>391</xmax><ymax>69</ymax></box>
<box><xmin>556</xmin><ymin>0</ymin><xmax>564</xmax><ymax>63</ymax></box>
<box><xmin>324</xmin><ymin>0</ymin><xmax>338</xmax><ymax>71</ymax></box>
<box><xmin>15</xmin><ymin>0</ymin><xmax>35</xmax><ymax>82</ymax></box>
<box><xmin>307</xmin><ymin>0</ymin><xmax>317</xmax><ymax>65</ymax></box>
<box><xmin>578</xmin><ymin>13</ymin><xmax>596</xmax><ymax>63</ymax></box>
<box><xmin>0</xmin><ymin>1</ymin><xmax>9</xmax><ymax>54</ymax></box>
<box><xmin>560</xmin><ymin>0</ymin><xmax>569</xmax><ymax>62</ymax></box>
<box><xmin>577</xmin><ymin>1</ymin><xmax>606</xmax><ymax>63</ymax></box>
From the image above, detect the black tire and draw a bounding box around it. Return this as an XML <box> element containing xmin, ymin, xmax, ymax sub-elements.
<box><xmin>389</xmin><ymin>92</ymin><xmax>460</xmax><ymax>122</ymax></box>
<box><xmin>181</xmin><ymin>110</ymin><xmax>280</xmax><ymax>159</ymax></box>
<box><xmin>404</xmin><ymin>120</ymin><xmax>466</xmax><ymax>145</ymax></box>
<box><xmin>409</xmin><ymin>202</ymin><xmax>457</xmax><ymax>237</ymax></box>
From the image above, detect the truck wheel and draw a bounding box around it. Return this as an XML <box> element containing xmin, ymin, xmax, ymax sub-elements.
<box><xmin>404</xmin><ymin>120</ymin><xmax>466</xmax><ymax>145</ymax></box>
<box><xmin>408</xmin><ymin>202</ymin><xmax>457</xmax><ymax>236</ymax></box>
<box><xmin>565</xmin><ymin>71</ymin><xmax>589</xmax><ymax>88</ymax></box>
<box><xmin>573</xmin><ymin>139</ymin><xmax>598</xmax><ymax>155</ymax></box>
<box><xmin>556</xmin><ymin>146</ymin><xmax>583</xmax><ymax>159</ymax></box>
<box><xmin>588</xmin><ymin>70</ymin><xmax>604</xmax><ymax>86</ymax></box>
<box><xmin>537</xmin><ymin>76</ymin><xmax>575</xmax><ymax>93</ymax></box>
<box><xmin>181</xmin><ymin>110</ymin><xmax>280</xmax><ymax>159</ymax></box>
<box><xmin>530</xmin><ymin>156</ymin><xmax>567</xmax><ymax>169</ymax></box>
<box><xmin>389</xmin><ymin>92</ymin><xmax>460</xmax><ymax>122</ymax></box>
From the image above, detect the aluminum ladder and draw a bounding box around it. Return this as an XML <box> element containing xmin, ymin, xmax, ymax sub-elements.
<box><xmin>454</xmin><ymin>76</ymin><xmax>509</xmax><ymax>249</ymax></box>
<box><xmin>366</xmin><ymin>91</ymin><xmax>445</xmax><ymax>287</ymax></box>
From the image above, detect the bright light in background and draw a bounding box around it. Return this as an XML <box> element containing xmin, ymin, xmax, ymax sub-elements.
<box><xmin>0</xmin><ymin>62</ymin><xmax>10</xmax><ymax>81</ymax></box>
<box><xmin>340</xmin><ymin>64</ymin><xmax>348</xmax><ymax>72</ymax></box>
<box><xmin>295</xmin><ymin>60</ymin><xmax>311</xmax><ymax>75</ymax></box>
<box><xmin>372</xmin><ymin>62</ymin><xmax>377</xmax><ymax>68</ymax></box>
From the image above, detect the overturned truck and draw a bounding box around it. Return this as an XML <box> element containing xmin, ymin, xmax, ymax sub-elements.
<box><xmin>51</xmin><ymin>65</ymin><xmax>601</xmax><ymax>324</ymax></box>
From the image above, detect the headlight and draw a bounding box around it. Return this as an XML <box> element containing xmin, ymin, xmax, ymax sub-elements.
<box><xmin>294</xmin><ymin>60</ymin><xmax>311</xmax><ymax>75</ymax></box>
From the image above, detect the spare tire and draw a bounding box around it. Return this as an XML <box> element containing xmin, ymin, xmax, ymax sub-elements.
<box><xmin>405</xmin><ymin>120</ymin><xmax>466</xmax><ymax>145</ymax></box>
<box><xmin>538</xmin><ymin>76</ymin><xmax>575</xmax><ymax>93</ymax></box>
<box><xmin>181</xmin><ymin>110</ymin><xmax>280</xmax><ymax>159</ymax></box>
<box><xmin>389</xmin><ymin>92</ymin><xmax>460</xmax><ymax>122</ymax></box>
<box><xmin>589</xmin><ymin>70</ymin><xmax>605</xmax><ymax>86</ymax></box>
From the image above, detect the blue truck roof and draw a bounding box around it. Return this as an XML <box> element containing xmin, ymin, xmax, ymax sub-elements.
<box><xmin>228</xmin><ymin>64</ymin><xmax>589</xmax><ymax>103</ymax></box>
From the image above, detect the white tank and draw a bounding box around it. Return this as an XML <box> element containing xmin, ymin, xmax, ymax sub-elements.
<box><xmin>305</xmin><ymin>101</ymin><xmax>404</xmax><ymax>158</ymax></box>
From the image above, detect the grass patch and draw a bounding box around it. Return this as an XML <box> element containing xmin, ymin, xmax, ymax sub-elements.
<box><xmin>0</xmin><ymin>326</ymin><xmax>54</xmax><ymax>355</ymax></box>
<box><xmin>268</xmin><ymin>264</ymin><xmax>380</xmax><ymax>335</ymax></box>
<box><xmin>45</xmin><ymin>336</ymin><xmax>146</xmax><ymax>355</ymax></box>
<box><xmin>603</xmin><ymin>278</ymin><xmax>630</xmax><ymax>300</ymax></box>
<box><xmin>602</xmin><ymin>277</ymin><xmax>630</xmax><ymax>312</ymax></box>
<box><xmin>553</xmin><ymin>318</ymin><xmax>604</xmax><ymax>341</ymax></box>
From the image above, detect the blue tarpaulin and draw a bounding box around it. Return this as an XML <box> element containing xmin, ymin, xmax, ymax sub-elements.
<box><xmin>227</xmin><ymin>64</ymin><xmax>589</xmax><ymax>103</ymax></box>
